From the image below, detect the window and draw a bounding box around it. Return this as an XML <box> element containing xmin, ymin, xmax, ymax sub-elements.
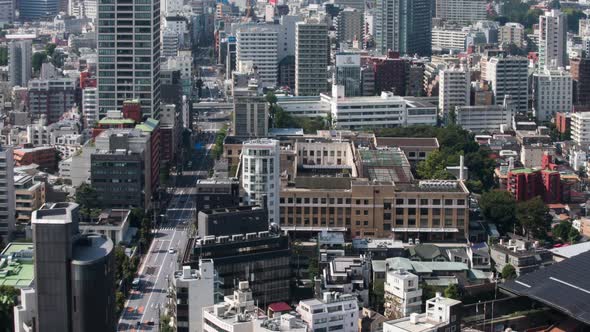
<box><xmin>445</xmin><ymin>199</ymin><xmax>453</xmax><ymax>205</ymax></box>
<box><xmin>396</xmin><ymin>198</ymin><xmax>404</xmax><ymax>205</ymax></box>
<box><xmin>420</xmin><ymin>199</ymin><xmax>428</xmax><ymax>205</ymax></box>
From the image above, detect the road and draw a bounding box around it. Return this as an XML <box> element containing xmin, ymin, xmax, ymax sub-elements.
<box><xmin>117</xmin><ymin>133</ymin><xmax>215</xmax><ymax>331</ymax></box>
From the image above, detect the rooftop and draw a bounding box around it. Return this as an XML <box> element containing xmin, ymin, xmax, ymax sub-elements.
<box><xmin>72</xmin><ymin>234</ymin><xmax>114</xmax><ymax>265</ymax></box>
<box><xmin>0</xmin><ymin>242</ymin><xmax>34</xmax><ymax>288</ymax></box>
<box><xmin>501</xmin><ymin>250</ymin><xmax>590</xmax><ymax>325</ymax></box>
<box><xmin>550</xmin><ymin>241</ymin><xmax>590</xmax><ymax>259</ymax></box>
<box><xmin>375</xmin><ymin>137</ymin><xmax>440</xmax><ymax>149</ymax></box>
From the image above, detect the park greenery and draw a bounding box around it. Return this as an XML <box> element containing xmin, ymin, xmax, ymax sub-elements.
<box><xmin>552</xmin><ymin>221</ymin><xmax>580</xmax><ymax>244</ymax></box>
<box><xmin>376</xmin><ymin>125</ymin><xmax>495</xmax><ymax>193</ymax></box>
<box><xmin>480</xmin><ymin>191</ymin><xmax>551</xmax><ymax>239</ymax></box>
<box><xmin>495</xmin><ymin>0</ymin><xmax>586</xmax><ymax>33</ymax></box>
<box><xmin>211</xmin><ymin>125</ymin><xmax>227</xmax><ymax>160</ymax></box>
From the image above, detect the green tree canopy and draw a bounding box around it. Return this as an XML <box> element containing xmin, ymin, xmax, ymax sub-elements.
<box><xmin>501</xmin><ymin>264</ymin><xmax>517</xmax><ymax>280</ymax></box>
<box><xmin>516</xmin><ymin>196</ymin><xmax>549</xmax><ymax>239</ymax></box>
<box><xmin>443</xmin><ymin>284</ymin><xmax>461</xmax><ymax>300</ymax></box>
<box><xmin>32</xmin><ymin>51</ymin><xmax>48</xmax><ymax>72</ymax></box>
<box><xmin>75</xmin><ymin>183</ymin><xmax>99</xmax><ymax>209</ymax></box>
<box><xmin>0</xmin><ymin>285</ymin><xmax>19</xmax><ymax>331</ymax></box>
<box><xmin>417</xmin><ymin>150</ymin><xmax>455</xmax><ymax>180</ymax></box>
<box><xmin>480</xmin><ymin>190</ymin><xmax>516</xmax><ymax>233</ymax></box>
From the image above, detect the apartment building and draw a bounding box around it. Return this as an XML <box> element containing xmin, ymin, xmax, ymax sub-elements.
<box><xmin>297</xmin><ymin>292</ymin><xmax>359</xmax><ymax>332</ymax></box>
<box><xmin>236</xmin><ymin>24</ymin><xmax>279</xmax><ymax>88</ymax></box>
<box><xmin>486</xmin><ymin>55</ymin><xmax>529</xmax><ymax>112</ymax></box>
<box><xmin>571</xmin><ymin>111</ymin><xmax>590</xmax><ymax>147</ymax></box>
<box><xmin>171</xmin><ymin>260</ymin><xmax>216</xmax><ymax>332</ymax></box>
<box><xmin>500</xmin><ymin>22</ymin><xmax>525</xmax><ymax>48</ymax></box>
<box><xmin>14</xmin><ymin>174</ymin><xmax>45</xmax><ymax>226</ymax></box>
<box><xmin>431</xmin><ymin>26</ymin><xmax>468</xmax><ymax>53</ymax></box>
<box><xmin>384</xmin><ymin>270</ymin><xmax>422</xmax><ymax>319</ymax></box>
<box><xmin>439</xmin><ymin>66</ymin><xmax>470</xmax><ymax>117</ymax></box>
<box><xmin>455</xmin><ymin>95</ymin><xmax>515</xmax><ymax>133</ymax></box>
<box><xmin>383</xmin><ymin>293</ymin><xmax>462</xmax><ymax>332</ymax></box>
<box><xmin>295</xmin><ymin>20</ymin><xmax>329</xmax><ymax>96</ymax></box>
<box><xmin>0</xmin><ymin>146</ymin><xmax>14</xmax><ymax>241</ymax></box>
<box><xmin>533</xmin><ymin>67</ymin><xmax>572</xmax><ymax>122</ymax></box>
<box><xmin>539</xmin><ymin>9</ymin><xmax>567</xmax><ymax>69</ymax></box>
<box><xmin>435</xmin><ymin>0</ymin><xmax>487</xmax><ymax>25</ymax></box>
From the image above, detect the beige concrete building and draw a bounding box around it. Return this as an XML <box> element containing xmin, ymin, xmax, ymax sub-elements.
<box><xmin>14</xmin><ymin>174</ymin><xmax>45</xmax><ymax>225</ymax></box>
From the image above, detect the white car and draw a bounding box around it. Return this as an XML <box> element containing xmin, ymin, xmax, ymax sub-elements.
<box><xmin>168</xmin><ymin>248</ymin><xmax>176</xmax><ymax>254</ymax></box>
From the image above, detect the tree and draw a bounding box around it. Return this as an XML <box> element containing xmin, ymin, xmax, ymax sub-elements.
<box><xmin>516</xmin><ymin>196</ymin><xmax>549</xmax><ymax>239</ymax></box>
<box><xmin>0</xmin><ymin>285</ymin><xmax>18</xmax><ymax>331</ymax></box>
<box><xmin>161</xmin><ymin>315</ymin><xmax>174</xmax><ymax>332</ymax></box>
<box><xmin>45</xmin><ymin>43</ymin><xmax>57</xmax><ymax>57</ymax></box>
<box><xmin>479</xmin><ymin>191</ymin><xmax>517</xmax><ymax>233</ymax></box>
<box><xmin>443</xmin><ymin>284</ymin><xmax>460</xmax><ymax>300</ymax></box>
<box><xmin>417</xmin><ymin>150</ymin><xmax>454</xmax><ymax>179</ymax></box>
<box><xmin>75</xmin><ymin>183</ymin><xmax>99</xmax><ymax>209</ymax></box>
<box><xmin>32</xmin><ymin>51</ymin><xmax>48</xmax><ymax>72</ymax></box>
<box><xmin>563</xmin><ymin>8</ymin><xmax>587</xmax><ymax>33</ymax></box>
<box><xmin>552</xmin><ymin>222</ymin><xmax>571</xmax><ymax>242</ymax></box>
<box><xmin>370</xmin><ymin>280</ymin><xmax>385</xmax><ymax>312</ymax></box>
<box><xmin>115</xmin><ymin>291</ymin><xmax>126</xmax><ymax>316</ymax></box>
<box><xmin>501</xmin><ymin>264</ymin><xmax>517</xmax><ymax>280</ymax></box>
<box><xmin>0</xmin><ymin>47</ymin><xmax>7</xmax><ymax>66</ymax></box>
<box><xmin>265</xmin><ymin>91</ymin><xmax>278</xmax><ymax>105</ymax></box>
<box><xmin>568</xmin><ymin>227</ymin><xmax>580</xmax><ymax>243</ymax></box>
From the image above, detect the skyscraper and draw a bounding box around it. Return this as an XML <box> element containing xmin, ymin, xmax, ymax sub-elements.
<box><xmin>32</xmin><ymin>202</ymin><xmax>116</xmax><ymax>332</ymax></box>
<box><xmin>539</xmin><ymin>9</ymin><xmax>567</xmax><ymax>69</ymax></box>
<box><xmin>335</xmin><ymin>53</ymin><xmax>362</xmax><ymax>97</ymax></box>
<box><xmin>487</xmin><ymin>55</ymin><xmax>529</xmax><ymax>113</ymax></box>
<box><xmin>8</xmin><ymin>40</ymin><xmax>32</xmax><ymax>88</ymax></box>
<box><xmin>439</xmin><ymin>65</ymin><xmax>471</xmax><ymax>118</ymax></box>
<box><xmin>97</xmin><ymin>0</ymin><xmax>161</xmax><ymax>119</ymax></box>
<box><xmin>374</xmin><ymin>0</ymin><xmax>432</xmax><ymax>56</ymax></box>
<box><xmin>295</xmin><ymin>19</ymin><xmax>328</xmax><ymax>96</ymax></box>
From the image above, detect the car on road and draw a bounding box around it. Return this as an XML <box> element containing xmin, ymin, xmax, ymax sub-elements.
<box><xmin>147</xmin><ymin>321</ymin><xmax>155</xmax><ymax>326</ymax></box>
<box><xmin>136</xmin><ymin>321</ymin><xmax>141</xmax><ymax>327</ymax></box>
<box><xmin>168</xmin><ymin>248</ymin><xmax>176</xmax><ymax>254</ymax></box>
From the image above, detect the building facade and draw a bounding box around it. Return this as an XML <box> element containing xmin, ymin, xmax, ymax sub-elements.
<box><xmin>486</xmin><ymin>55</ymin><xmax>529</xmax><ymax>112</ymax></box>
<box><xmin>97</xmin><ymin>0</ymin><xmax>161</xmax><ymax>119</ymax></box>
<box><xmin>533</xmin><ymin>67</ymin><xmax>572</xmax><ymax>122</ymax></box>
<box><xmin>236</xmin><ymin>24</ymin><xmax>279</xmax><ymax>88</ymax></box>
<box><xmin>171</xmin><ymin>260</ymin><xmax>215</xmax><ymax>332</ymax></box>
<box><xmin>435</xmin><ymin>0</ymin><xmax>487</xmax><ymax>25</ymax></box>
<box><xmin>295</xmin><ymin>20</ymin><xmax>329</xmax><ymax>96</ymax></box>
<box><xmin>8</xmin><ymin>40</ymin><xmax>32</xmax><ymax>88</ymax></box>
<box><xmin>384</xmin><ymin>270</ymin><xmax>422</xmax><ymax>319</ymax></box>
<box><xmin>539</xmin><ymin>9</ymin><xmax>567</xmax><ymax>69</ymax></box>
<box><xmin>297</xmin><ymin>292</ymin><xmax>359</xmax><ymax>332</ymax></box>
<box><xmin>438</xmin><ymin>66</ymin><xmax>470</xmax><ymax>118</ymax></box>
<box><xmin>374</xmin><ymin>0</ymin><xmax>432</xmax><ymax>56</ymax></box>
<box><xmin>0</xmin><ymin>146</ymin><xmax>14</xmax><ymax>242</ymax></box>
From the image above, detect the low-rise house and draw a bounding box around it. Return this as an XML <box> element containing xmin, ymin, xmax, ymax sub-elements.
<box><xmin>78</xmin><ymin>209</ymin><xmax>132</xmax><ymax>244</ymax></box>
<box><xmin>490</xmin><ymin>237</ymin><xmax>553</xmax><ymax>276</ymax></box>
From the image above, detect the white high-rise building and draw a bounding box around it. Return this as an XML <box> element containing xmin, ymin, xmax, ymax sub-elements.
<box><xmin>439</xmin><ymin>65</ymin><xmax>470</xmax><ymax>118</ymax></box>
<box><xmin>297</xmin><ymin>292</ymin><xmax>359</xmax><ymax>332</ymax></box>
<box><xmin>97</xmin><ymin>0</ymin><xmax>161</xmax><ymax>119</ymax></box>
<box><xmin>571</xmin><ymin>112</ymin><xmax>590</xmax><ymax>147</ymax></box>
<box><xmin>539</xmin><ymin>9</ymin><xmax>567</xmax><ymax>69</ymax></box>
<box><xmin>533</xmin><ymin>67</ymin><xmax>572</xmax><ymax>122</ymax></box>
<box><xmin>236</xmin><ymin>24</ymin><xmax>279</xmax><ymax>88</ymax></box>
<box><xmin>0</xmin><ymin>146</ymin><xmax>15</xmax><ymax>242</ymax></box>
<box><xmin>435</xmin><ymin>0</ymin><xmax>487</xmax><ymax>25</ymax></box>
<box><xmin>9</xmin><ymin>40</ymin><xmax>32</xmax><ymax>88</ymax></box>
<box><xmin>241</xmin><ymin>139</ymin><xmax>280</xmax><ymax>224</ymax></box>
<box><xmin>500</xmin><ymin>22</ymin><xmax>525</xmax><ymax>48</ymax></box>
<box><xmin>384</xmin><ymin>270</ymin><xmax>422</xmax><ymax>319</ymax></box>
<box><xmin>82</xmin><ymin>87</ymin><xmax>98</xmax><ymax>129</ymax></box>
<box><xmin>486</xmin><ymin>55</ymin><xmax>529</xmax><ymax>112</ymax></box>
<box><xmin>172</xmin><ymin>260</ymin><xmax>215</xmax><ymax>332</ymax></box>
<box><xmin>295</xmin><ymin>19</ymin><xmax>329</xmax><ymax>96</ymax></box>
<box><xmin>70</xmin><ymin>0</ymin><xmax>97</xmax><ymax>19</ymax></box>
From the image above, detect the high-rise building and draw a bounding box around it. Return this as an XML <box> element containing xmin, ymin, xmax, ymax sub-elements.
<box><xmin>171</xmin><ymin>260</ymin><xmax>216</xmax><ymax>332</ymax></box>
<box><xmin>295</xmin><ymin>20</ymin><xmax>329</xmax><ymax>96</ymax></box>
<box><xmin>335</xmin><ymin>53</ymin><xmax>362</xmax><ymax>97</ymax></box>
<box><xmin>570</xmin><ymin>58</ymin><xmax>590</xmax><ymax>107</ymax></box>
<box><xmin>533</xmin><ymin>67</ymin><xmax>572</xmax><ymax>122</ymax></box>
<box><xmin>374</xmin><ymin>0</ymin><xmax>432</xmax><ymax>56</ymax></box>
<box><xmin>236</xmin><ymin>24</ymin><xmax>279</xmax><ymax>88</ymax></box>
<box><xmin>438</xmin><ymin>65</ymin><xmax>470</xmax><ymax>118</ymax></box>
<box><xmin>335</xmin><ymin>8</ymin><xmax>364</xmax><ymax>46</ymax></box>
<box><xmin>435</xmin><ymin>0</ymin><xmax>487</xmax><ymax>25</ymax></box>
<box><xmin>241</xmin><ymin>139</ymin><xmax>280</xmax><ymax>224</ymax></box>
<box><xmin>32</xmin><ymin>202</ymin><xmax>116</xmax><ymax>332</ymax></box>
<box><xmin>539</xmin><ymin>9</ymin><xmax>567</xmax><ymax>69</ymax></box>
<box><xmin>486</xmin><ymin>55</ymin><xmax>528</xmax><ymax>113</ymax></box>
<box><xmin>0</xmin><ymin>0</ymin><xmax>15</xmax><ymax>25</ymax></box>
<box><xmin>97</xmin><ymin>0</ymin><xmax>161</xmax><ymax>119</ymax></box>
<box><xmin>8</xmin><ymin>40</ymin><xmax>32</xmax><ymax>88</ymax></box>
<box><xmin>18</xmin><ymin>0</ymin><xmax>60</xmax><ymax>21</ymax></box>
<box><xmin>0</xmin><ymin>146</ymin><xmax>14</xmax><ymax>242</ymax></box>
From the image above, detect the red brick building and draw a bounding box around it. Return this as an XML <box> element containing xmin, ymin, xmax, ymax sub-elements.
<box><xmin>507</xmin><ymin>155</ymin><xmax>562</xmax><ymax>203</ymax></box>
<box><xmin>369</xmin><ymin>51</ymin><xmax>409</xmax><ymax>95</ymax></box>
<box><xmin>555</xmin><ymin>112</ymin><xmax>571</xmax><ymax>134</ymax></box>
